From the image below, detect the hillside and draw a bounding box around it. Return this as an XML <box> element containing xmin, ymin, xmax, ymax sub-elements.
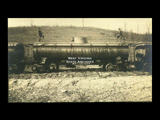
<box><xmin>8</xmin><ymin>26</ymin><xmax>152</xmax><ymax>44</ymax></box>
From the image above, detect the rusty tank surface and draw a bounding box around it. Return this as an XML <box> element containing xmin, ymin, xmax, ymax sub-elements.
<box><xmin>32</xmin><ymin>43</ymin><xmax>129</xmax><ymax>63</ymax></box>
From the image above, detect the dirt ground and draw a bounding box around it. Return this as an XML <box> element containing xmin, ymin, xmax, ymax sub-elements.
<box><xmin>8</xmin><ymin>65</ymin><xmax>152</xmax><ymax>102</ymax></box>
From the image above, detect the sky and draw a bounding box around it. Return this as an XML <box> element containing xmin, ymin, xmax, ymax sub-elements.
<box><xmin>8</xmin><ymin>18</ymin><xmax>152</xmax><ymax>34</ymax></box>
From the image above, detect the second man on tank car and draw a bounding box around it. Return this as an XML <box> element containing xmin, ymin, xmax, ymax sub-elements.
<box><xmin>37</xmin><ymin>27</ymin><xmax>44</xmax><ymax>42</ymax></box>
<box><xmin>117</xmin><ymin>28</ymin><xmax>123</xmax><ymax>41</ymax></box>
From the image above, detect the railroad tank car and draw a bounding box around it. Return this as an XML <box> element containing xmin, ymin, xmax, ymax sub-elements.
<box><xmin>28</xmin><ymin>42</ymin><xmax>130</xmax><ymax>72</ymax></box>
<box><xmin>8</xmin><ymin>41</ymin><xmax>152</xmax><ymax>73</ymax></box>
<box><xmin>8</xmin><ymin>42</ymin><xmax>25</xmax><ymax>73</ymax></box>
<box><xmin>134</xmin><ymin>43</ymin><xmax>152</xmax><ymax>72</ymax></box>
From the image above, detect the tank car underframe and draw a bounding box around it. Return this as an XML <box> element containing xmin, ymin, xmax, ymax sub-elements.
<box><xmin>31</xmin><ymin>58</ymin><xmax>59</xmax><ymax>73</ymax></box>
<box><xmin>30</xmin><ymin>55</ymin><xmax>129</xmax><ymax>73</ymax></box>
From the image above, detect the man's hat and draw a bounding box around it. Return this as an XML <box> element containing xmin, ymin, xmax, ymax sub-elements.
<box><xmin>118</xmin><ymin>28</ymin><xmax>121</xmax><ymax>30</ymax></box>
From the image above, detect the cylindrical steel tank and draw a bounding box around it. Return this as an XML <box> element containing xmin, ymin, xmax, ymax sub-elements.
<box><xmin>32</xmin><ymin>43</ymin><xmax>129</xmax><ymax>62</ymax></box>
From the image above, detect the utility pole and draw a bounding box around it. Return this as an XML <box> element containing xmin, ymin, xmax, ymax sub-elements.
<box><xmin>146</xmin><ymin>21</ymin><xmax>151</xmax><ymax>42</ymax></box>
<box><xmin>82</xmin><ymin>18</ymin><xmax>84</xmax><ymax>27</ymax></box>
<box><xmin>31</xmin><ymin>19</ymin><xmax>33</xmax><ymax>27</ymax></box>
<box><xmin>137</xmin><ymin>23</ymin><xmax>139</xmax><ymax>42</ymax></box>
<box><xmin>137</xmin><ymin>23</ymin><xmax>139</xmax><ymax>34</ymax></box>
<box><xmin>124</xmin><ymin>22</ymin><xmax>127</xmax><ymax>40</ymax></box>
<box><xmin>124</xmin><ymin>22</ymin><xmax>126</xmax><ymax>32</ymax></box>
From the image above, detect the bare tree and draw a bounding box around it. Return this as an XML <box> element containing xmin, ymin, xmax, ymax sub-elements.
<box><xmin>136</xmin><ymin>23</ymin><xmax>139</xmax><ymax>42</ymax></box>
<box><xmin>146</xmin><ymin>22</ymin><xmax>150</xmax><ymax>35</ymax></box>
<box><xmin>82</xmin><ymin>18</ymin><xmax>84</xmax><ymax>27</ymax></box>
<box><xmin>129</xmin><ymin>29</ymin><xmax>134</xmax><ymax>42</ymax></box>
<box><xmin>124</xmin><ymin>22</ymin><xmax>128</xmax><ymax>40</ymax></box>
<box><xmin>144</xmin><ymin>21</ymin><xmax>151</xmax><ymax>42</ymax></box>
<box><xmin>31</xmin><ymin>19</ymin><xmax>33</xmax><ymax>27</ymax></box>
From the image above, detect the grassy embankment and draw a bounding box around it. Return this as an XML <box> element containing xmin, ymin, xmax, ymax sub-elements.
<box><xmin>8</xmin><ymin>26</ymin><xmax>151</xmax><ymax>44</ymax></box>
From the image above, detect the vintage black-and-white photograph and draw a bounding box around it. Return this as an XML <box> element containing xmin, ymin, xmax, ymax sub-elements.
<box><xmin>8</xmin><ymin>18</ymin><xmax>152</xmax><ymax>102</ymax></box>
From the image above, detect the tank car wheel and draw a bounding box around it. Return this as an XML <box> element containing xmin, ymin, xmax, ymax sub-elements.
<box><xmin>31</xmin><ymin>64</ymin><xmax>38</xmax><ymax>72</ymax></box>
<box><xmin>48</xmin><ymin>64</ymin><xmax>57</xmax><ymax>72</ymax></box>
<box><xmin>103</xmin><ymin>63</ymin><xmax>114</xmax><ymax>71</ymax></box>
<box><xmin>32</xmin><ymin>64</ymin><xmax>46</xmax><ymax>73</ymax></box>
<box><xmin>37</xmin><ymin>65</ymin><xmax>45</xmax><ymax>73</ymax></box>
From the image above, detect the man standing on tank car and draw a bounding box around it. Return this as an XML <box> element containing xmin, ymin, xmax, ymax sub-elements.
<box><xmin>38</xmin><ymin>27</ymin><xmax>44</xmax><ymax>42</ymax></box>
<box><xmin>117</xmin><ymin>28</ymin><xmax>123</xmax><ymax>41</ymax></box>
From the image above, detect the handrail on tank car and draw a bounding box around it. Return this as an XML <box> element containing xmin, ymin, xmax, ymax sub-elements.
<box><xmin>32</xmin><ymin>42</ymin><xmax>130</xmax><ymax>47</ymax></box>
<box><xmin>41</xmin><ymin>43</ymin><xmax>127</xmax><ymax>47</ymax></box>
